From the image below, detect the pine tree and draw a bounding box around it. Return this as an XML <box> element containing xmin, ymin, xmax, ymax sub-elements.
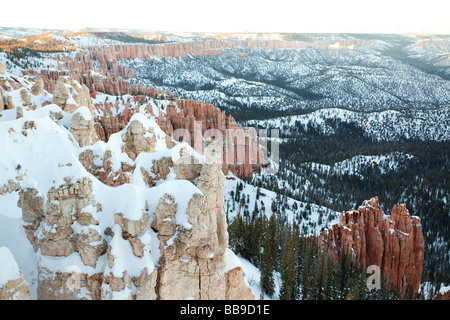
<box><xmin>228</xmin><ymin>213</ymin><xmax>243</xmax><ymax>253</ymax></box>
<box><xmin>260</xmin><ymin>214</ymin><xmax>278</xmax><ymax>297</ymax></box>
<box><xmin>279</xmin><ymin>225</ymin><xmax>298</xmax><ymax>300</ymax></box>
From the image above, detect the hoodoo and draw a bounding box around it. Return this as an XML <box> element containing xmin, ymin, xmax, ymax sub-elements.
<box><xmin>319</xmin><ymin>197</ymin><xmax>424</xmax><ymax>298</ymax></box>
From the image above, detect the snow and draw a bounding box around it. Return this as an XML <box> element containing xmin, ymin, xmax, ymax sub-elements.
<box><xmin>107</xmin><ymin>225</ymin><xmax>154</xmax><ymax>277</ymax></box>
<box><xmin>237</xmin><ymin>254</ymin><xmax>280</xmax><ymax>300</ymax></box>
<box><xmin>301</xmin><ymin>152</ymin><xmax>414</xmax><ymax>177</ymax></box>
<box><xmin>224</xmin><ymin>175</ymin><xmax>339</xmax><ymax>235</ymax></box>
<box><xmin>151</xmin><ymin>180</ymin><xmax>203</xmax><ymax>230</ymax></box>
<box><xmin>0</xmin><ymin>247</ymin><xmax>22</xmax><ymax>288</ymax></box>
<box><xmin>0</xmin><ymin>192</ymin><xmax>38</xmax><ymax>297</ymax></box>
<box><xmin>0</xmin><ymin>104</ymin><xmax>61</xmax><ymax>124</ymax></box>
<box><xmin>0</xmin><ymin>74</ymin><xmax>209</xmax><ymax>299</ymax></box>
<box><xmin>0</xmin><ymin>117</ymin><xmax>84</xmax><ymax>195</ymax></box>
<box><xmin>0</xmin><ymin>192</ymin><xmax>21</xmax><ymax>219</ymax></box>
<box><xmin>419</xmin><ymin>282</ymin><xmax>450</xmax><ymax>299</ymax></box>
<box><xmin>66</xmin><ymin>34</ymin><xmax>133</xmax><ymax>47</ymax></box>
<box><xmin>225</xmin><ymin>248</ymin><xmax>242</xmax><ymax>272</ymax></box>
<box><xmin>73</xmin><ymin>106</ymin><xmax>93</xmax><ymax>121</ymax></box>
<box><xmin>245</xmin><ymin>107</ymin><xmax>450</xmax><ymax>142</ymax></box>
<box><xmin>39</xmin><ymin>252</ymin><xmax>107</xmax><ymax>277</ymax></box>
<box><xmin>440</xmin><ymin>284</ymin><xmax>450</xmax><ymax>295</ymax></box>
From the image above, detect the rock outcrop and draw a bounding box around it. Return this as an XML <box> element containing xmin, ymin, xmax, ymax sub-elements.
<box><xmin>6</xmin><ymin>96</ymin><xmax>14</xmax><ymax>109</ymax></box>
<box><xmin>93</xmin><ymin>98</ymin><xmax>264</xmax><ymax>177</ymax></box>
<box><xmin>0</xmin><ymin>87</ymin><xmax>4</xmax><ymax>112</ymax></box>
<box><xmin>5</xmin><ymin>112</ymin><xmax>252</xmax><ymax>300</ymax></box>
<box><xmin>70</xmin><ymin>107</ymin><xmax>99</xmax><ymax>147</ymax></box>
<box><xmin>319</xmin><ymin>197</ymin><xmax>424</xmax><ymax>298</ymax></box>
<box><xmin>0</xmin><ymin>71</ymin><xmax>52</xmax><ymax>113</ymax></box>
<box><xmin>1</xmin><ymin>63</ymin><xmax>253</xmax><ymax>301</ymax></box>
<box><xmin>31</xmin><ymin>77</ymin><xmax>45</xmax><ymax>96</ymax></box>
<box><xmin>52</xmin><ymin>76</ymin><xmax>93</xmax><ymax>113</ymax></box>
<box><xmin>0</xmin><ymin>61</ymin><xmax>6</xmax><ymax>75</ymax></box>
<box><xmin>39</xmin><ymin>66</ymin><xmax>175</xmax><ymax>98</ymax></box>
<box><xmin>225</xmin><ymin>266</ymin><xmax>254</xmax><ymax>300</ymax></box>
<box><xmin>0</xmin><ymin>247</ymin><xmax>33</xmax><ymax>300</ymax></box>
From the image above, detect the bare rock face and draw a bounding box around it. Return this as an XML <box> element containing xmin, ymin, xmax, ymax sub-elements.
<box><xmin>137</xmin><ymin>147</ymin><xmax>203</xmax><ymax>189</ymax></box>
<box><xmin>165</xmin><ymin>99</ymin><xmax>264</xmax><ymax>179</ymax></box>
<box><xmin>52</xmin><ymin>76</ymin><xmax>93</xmax><ymax>113</ymax></box>
<box><xmin>196</xmin><ymin>142</ymin><xmax>228</xmax><ymax>252</ymax></box>
<box><xmin>121</xmin><ymin>120</ymin><xmax>157</xmax><ymax>160</ymax></box>
<box><xmin>79</xmin><ymin>149</ymin><xmax>134</xmax><ymax>187</ymax></box>
<box><xmin>0</xmin><ymin>247</ymin><xmax>33</xmax><ymax>300</ymax></box>
<box><xmin>153</xmin><ymin>193</ymin><xmax>227</xmax><ymax>300</ymax></box>
<box><xmin>79</xmin><ymin>116</ymin><xmax>170</xmax><ymax>187</ymax></box>
<box><xmin>40</xmin><ymin>177</ymin><xmax>99</xmax><ymax>259</ymax></box>
<box><xmin>52</xmin><ymin>77</ymin><xmax>70</xmax><ymax>108</ymax></box>
<box><xmin>434</xmin><ymin>289</ymin><xmax>450</xmax><ymax>300</ymax></box>
<box><xmin>150</xmin><ymin>143</ymin><xmax>229</xmax><ymax>300</ymax></box>
<box><xmin>0</xmin><ymin>61</ymin><xmax>6</xmax><ymax>75</ymax></box>
<box><xmin>0</xmin><ymin>87</ymin><xmax>4</xmax><ymax>111</ymax></box>
<box><xmin>101</xmin><ymin>216</ymin><xmax>158</xmax><ymax>300</ymax></box>
<box><xmin>94</xmin><ymin>98</ymin><xmax>263</xmax><ymax>178</ymax></box>
<box><xmin>37</xmin><ymin>268</ymin><xmax>103</xmax><ymax>300</ymax></box>
<box><xmin>94</xmin><ymin>106</ymin><xmax>138</xmax><ymax>141</ymax></box>
<box><xmin>12</xmin><ymin>116</ymin><xmax>253</xmax><ymax>300</ymax></box>
<box><xmin>0</xmin><ymin>178</ymin><xmax>21</xmax><ymax>196</ymax></box>
<box><xmin>114</xmin><ymin>212</ymin><xmax>150</xmax><ymax>238</ymax></box>
<box><xmin>20</xmin><ymin>88</ymin><xmax>32</xmax><ymax>106</ymax></box>
<box><xmin>31</xmin><ymin>77</ymin><xmax>45</xmax><ymax>96</ymax></box>
<box><xmin>225</xmin><ymin>267</ymin><xmax>254</xmax><ymax>300</ymax></box>
<box><xmin>319</xmin><ymin>197</ymin><xmax>424</xmax><ymax>298</ymax></box>
<box><xmin>18</xmin><ymin>188</ymin><xmax>45</xmax><ymax>251</ymax></box>
<box><xmin>17</xmin><ymin>177</ymin><xmax>106</xmax><ymax>300</ymax></box>
<box><xmin>139</xmin><ymin>157</ymin><xmax>174</xmax><ymax>188</ymax></box>
<box><xmin>6</xmin><ymin>96</ymin><xmax>15</xmax><ymax>109</ymax></box>
<box><xmin>70</xmin><ymin>108</ymin><xmax>99</xmax><ymax>147</ymax></box>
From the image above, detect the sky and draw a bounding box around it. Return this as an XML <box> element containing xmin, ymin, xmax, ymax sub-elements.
<box><xmin>1</xmin><ymin>0</ymin><xmax>449</xmax><ymax>34</ymax></box>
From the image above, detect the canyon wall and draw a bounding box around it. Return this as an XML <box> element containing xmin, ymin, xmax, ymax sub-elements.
<box><xmin>93</xmin><ymin>98</ymin><xmax>264</xmax><ymax>177</ymax></box>
<box><xmin>26</xmin><ymin>38</ymin><xmax>364</xmax><ymax>98</ymax></box>
<box><xmin>0</xmin><ymin>68</ymin><xmax>254</xmax><ymax>300</ymax></box>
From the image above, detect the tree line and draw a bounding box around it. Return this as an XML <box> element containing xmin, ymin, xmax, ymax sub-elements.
<box><xmin>228</xmin><ymin>205</ymin><xmax>406</xmax><ymax>300</ymax></box>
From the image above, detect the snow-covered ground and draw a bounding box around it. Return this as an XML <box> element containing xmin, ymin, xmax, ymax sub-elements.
<box><xmin>0</xmin><ymin>247</ymin><xmax>24</xmax><ymax>290</ymax></box>
<box><xmin>237</xmin><ymin>254</ymin><xmax>281</xmax><ymax>300</ymax></box>
<box><xmin>224</xmin><ymin>175</ymin><xmax>340</xmax><ymax>235</ymax></box>
<box><xmin>419</xmin><ymin>282</ymin><xmax>450</xmax><ymax>300</ymax></box>
<box><xmin>245</xmin><ymin>107</ymin><xmax>450</xmax><ymax>142</ymax></box>
<box><xmin>301</xmin><ymin>152</ymin><xmax>414</xmax><ymax>177</ymax></box>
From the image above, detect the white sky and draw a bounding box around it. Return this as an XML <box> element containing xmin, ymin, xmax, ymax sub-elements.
<box><xmin>1</xmin><ymin>0</ymin><xmax>449</xmax><ymax>34</ymax></box>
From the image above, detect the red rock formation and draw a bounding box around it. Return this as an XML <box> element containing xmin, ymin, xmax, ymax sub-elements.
<box><xmin>88</xmin><ymin>39</ymin><xmax>364</xmax><ymax>61</ymax></box>
<box><xmin>20</xmin><ymin>39</ymin><xmax>297</xmax><ymax>177</ymax></box>
<box><xmin>93</xmin><ymin>98</ymin><xmax>263</xmax><ymax>177</ymax></box>
<box><xmin>30</xmin><ymin>38</ymin><xmax>365</xmax><ymax>97</ymax></box>
<box><xmin>319</xmin><ymin>197</ymin><xmax>424</xmax><ymax>298</ymax></box>
<box><xmin>165</xmin><ymin>99</ymin><xmax>263</xmax><ymax>177</ymax></box>
<box><xmin>39</xmin><ymin>68</ymin><xmax>174</xmax><ymax>98</ymax></box>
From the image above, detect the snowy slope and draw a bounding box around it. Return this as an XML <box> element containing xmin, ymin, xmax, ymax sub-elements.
<box><xmin>245</xmin><ymin>107</ymin><xmax>450</xmax><ymax>142</ymax></box>
<box><xmin>224</xmin><ymin>176</ymin><xmax>340</xmax><ymax>235</ymax></box>
<box><xmin>127</xmin><ymin>35</ymin><xmax>450</xmax><ymax>115</ymax></box>
<box><xmin>0</xmin><ymin>69</ymin><xmax>214</xmax><ymax>299</ymax></box>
